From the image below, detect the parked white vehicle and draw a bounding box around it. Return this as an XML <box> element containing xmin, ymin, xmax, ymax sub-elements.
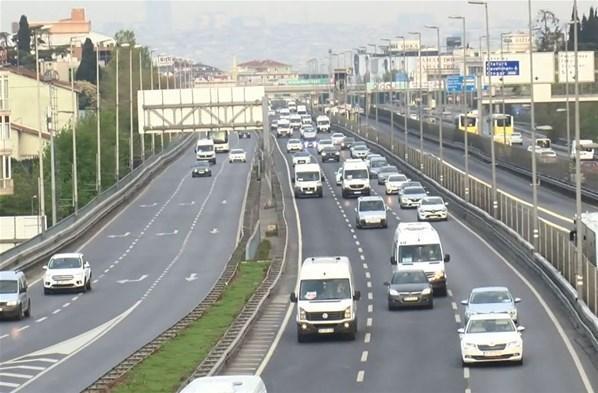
<box><xmin>291</xmin><ymin>256</ymin><xmax>360</xmax><ymax>342</ymax></box>
<box><xmin>43</xmin><ymin>253</ymin><xmax>92</xmax><ymax>294</ymax></box>
<box><xmin>458</xmin><ymin>314</ymin><xmax>525</xmax><ymax>365</ymax></box>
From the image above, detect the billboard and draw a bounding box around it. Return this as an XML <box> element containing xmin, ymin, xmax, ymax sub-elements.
<box><xmin>446</xmin><ymin>36</ymin><xmax>462</xmax><ymax>50</ymax></box>
<box><xmin>558</xmin><ymin>51</ymin><xmax>595</xmax><ymax>83</ymax></box>
<box><xmin>483</xmin><ymin>52</ymin><xmax>554</xmax><ymax>84</ymax></box>
<box><xmin>155</xmin><ymin>55</ymin><xmax>174</xmax><ymax>67</ymax></box>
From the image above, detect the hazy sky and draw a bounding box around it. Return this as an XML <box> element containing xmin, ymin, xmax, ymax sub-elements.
<box><xmin>1</xmin><ymin>1</ymin><xmax>596</xmax><ymax>71</ymax></box>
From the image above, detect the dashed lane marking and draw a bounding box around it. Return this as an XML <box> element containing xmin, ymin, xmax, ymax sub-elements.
<box><xmin>361</xmin><ymin>351</ymin><xmax>369</xmax><ymax>362</ymax></box>
<box><xmin>364</xmin><ymin>333</ymin><xmax>371</xmax><ymax>343</ymax></box>
<box><xmin>356</xmin><ymin>370</ymin><xmax>365</xmax><ymax>383</ymax></box>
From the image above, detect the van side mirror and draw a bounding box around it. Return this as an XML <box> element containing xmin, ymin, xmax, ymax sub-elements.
<box><xmin>514</xmin><ymin>297</ymin><xmax>522</xmax><ymax>303</ymax></box>
<box><xmin>383</xmin><ymin>281</ymin><xmax>390</xmax><ymax>287</ymax></box>
<box><xmin>517</xmin><ymin>326</ymin><xmax>526</xmax><ymax>332</ymax></box>
<box><xmin>42</xmin><ymin>265</ymin><xmax>48</xmax><ymax>270</ymax></box>
<box><xmin>291</xmin><ymin>177</ymin><xmax>295</xmax><ymax>183</ymax></box>
<box><xmin>457</xmin><ymin>328</ymin><xmax>465</xmax><ymax>334</ymax></box>
<box><xmin>390</xmin><ymin>256</ymin><xmax>397</xmax><ymax>265</ymax></box>
<box><xmin>353</xmin><ymin>290</ymin><xmax>361</xmax><ymax>301</ymax></box>
<box><xmin>444</xmin><ymin>254</ymin><xmax>450</xmax><ymax>263</ymax></box>
<box><xmin>569</xmin><ymin>230</ymin><xmax>576</xmax><ymax>242</ymax></box>
<box><xmin>321</xmin><ymin>174</ymin><xmax>325</xmax><ymax>181</ymax></box>
<box><xmin>290</xmin><ymin>292</ymin><xmax>297</xmax><ymax>303</ymax></box>
<box><xmin>460</xmin><ymin>300</ymin><xmax>468</xmax><ymax>306</ymax></box>
<box><xmin>84</xmin><ymin>262</ymin><xmax>90</xmax><ymax>269</ymax></box>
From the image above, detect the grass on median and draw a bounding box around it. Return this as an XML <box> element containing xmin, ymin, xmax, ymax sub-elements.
<box><xmin>113</xmin><ymin>260</ymin><xmax>270</xmax><ymax>393</ymax></box>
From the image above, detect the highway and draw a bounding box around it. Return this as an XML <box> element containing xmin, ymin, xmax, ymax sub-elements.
<box><xmin>260</xmin><ymin>131</ymin><xmax>598</xmax><ymax>393</ymax></box>
<box><xmin>359</xmin><ymin>106</ymin><xmax>596</xmax><ymax>227</ymax></box>
<box><xmin>0</xmin><ymin>134</ymin><xmax>256</xmax><ymax>393</ymax></box>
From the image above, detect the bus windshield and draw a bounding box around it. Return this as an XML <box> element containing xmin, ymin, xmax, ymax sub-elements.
<box><xmin>208</xmin><ymin>130</ymin><xmax>229</xmax><ymax>144</ymax></box>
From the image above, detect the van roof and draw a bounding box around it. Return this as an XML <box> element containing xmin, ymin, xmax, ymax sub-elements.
<box><xmin>343</xmin><ymin>161</ymin><xmax>368</xmax><ymax>170</ymax></box>
<box><xmin>181</xmin><ymin>375</ymin><xmax>266</xmax><ymax>393</ymax></box>
<box><xmin>0</xmin><ymin>271</ymin><xmax>23</xmax><ymax>280</ymax></box>
<box><xmin>394</xmin><ymin>222</ymin><xmax>440</xmax><ymax>244</ymax></box>
<box><xmin>300</xmin><ymin>256</ymin><xmax>352</xmax><ymax>280</ymax></box>
<box><xmin>196</xmin><ymin>139</ymin><xmax>214</xmax><ymax>145</ymax></box>
<box><xmin>295</xmin><ymin>163</ymin><xmax>320</xmax><ymax>172</ymax></box>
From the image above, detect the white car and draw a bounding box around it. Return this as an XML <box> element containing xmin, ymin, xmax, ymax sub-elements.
<box><xmin>458</xmin><ymin>314</ymin><xmax>525</xmax><ymax>365</ymax></box>
<box><xmin>292</xmin><ymin>151</ymin><xmax>312</xmax><ymax>166</ymax></box>
<box><xmin>385</xmin><ymin>174</ymin><xmax>410</xmax><ymax>194</ymax></box>
<box><xmin>350</xmin><ymin>145</ymin><xmax>369</xmax><ymax>159</ymax></box>
<box><xmin>317</xmin><ymin>139</ymin><xmax>334</xmax><ymax>154</ymax></box>
<box><xmin>331</xmin><ymin>133</ymin><xmax>345</xmax><ymax>145</ymax></box>
<box><xmin>286</xmin><ymin>139</ymin><xmax>304</xmax><ymax>153</ymax></box>
<box><xmin>43</xmin><ymin>253</ymin><xmax>92</xmax><ymax>294</ymax></box>
<box><xmin>228</xmin><ymin>148</ymin><xmax>247</xmax><ymax>163</ymax></box>
<box><xmin>417</xmin><ymin>196</ymin><xmax>448</xmax><ymax>221</ymax></box>
<box><xmin>510</xmin><ymin>132</ymin><xmax>523</xmax><ymax>145</ymax></box>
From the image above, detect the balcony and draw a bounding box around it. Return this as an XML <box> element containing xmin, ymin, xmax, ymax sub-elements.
<box><xmin>0</xmin><ymin>178</ymin><xmax>14</xmax><ymax>196</ymax></box>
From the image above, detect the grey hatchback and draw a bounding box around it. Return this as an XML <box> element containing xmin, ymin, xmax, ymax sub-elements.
<box><xmin>0</xmin><ymin>271</ymin><xmax>31</xmax><ymax>320</ymax></box>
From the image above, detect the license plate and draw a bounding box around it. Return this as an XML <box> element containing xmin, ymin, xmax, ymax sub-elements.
<box><xmin>305</xmin><ymin>190</ymin><xmax>313</xmax><ymax>194</ymax></box>
<box><xmin>366</xmin><ymin>219</ymin><xmax>379</xmax><ymax>224</ymax></box>
<box><xmin>483</xmin><ymin>351</ymin><xmax>501</xmax><ymax>356</ymax></box>
<box><xmin>404</xmin><ymin>296</ymin><xmax>418</xmax><ymax>301</ymax></box>
<box><xmin>318</xmin><ymin>328</ymin><xmax>334</xmax><ymax>334</ymax></box>
<box><xmin>354</xmin><ymin>191</ymin><xmax>361</xmax><ymax>194</ymax></box>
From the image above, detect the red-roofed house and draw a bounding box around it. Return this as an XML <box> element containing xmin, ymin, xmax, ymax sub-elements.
<box><xmin>235</xmin><ymin>59</ymin><xmax>297</xmax><ymax>84</ymax></box>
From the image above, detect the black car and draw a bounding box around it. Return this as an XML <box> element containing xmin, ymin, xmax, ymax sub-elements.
<box><xmin>340</xmin><ymin>137</ymin><xmax>355</xmax><ymax>150</ymax></box>
<box><xmin>192</xmin><ymin>161</ymin><xmax>212</xmax><ymax>177</ymax></box>
<box><xmin>384</xmin><ymin>269</ymin><xmax>433</xmax><ymax>310</ymax></box>
<box><xmin>321</xmin><ymin>146</ymin><xmax>341</xmax><ymax>162</ymax></box>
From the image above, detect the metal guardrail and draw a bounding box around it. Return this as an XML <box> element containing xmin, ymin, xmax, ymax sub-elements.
<box><xmin>0</xmin><ymin>133</ymin><xmax>192</xmax><ymax>271</ymax></box>
<box><xmin>245</xmin><ymin>220</ymin><xmax>261</xmax><ymax>260</ymax></box>
<box><xmin>332</xmin><ymin>114</ymin><xmax>598</xmax><ymax>349</ymax></box>
<box><xmin>84</xmin><ymin>151</ymin><xmax>262</xmax><ymax>393</ymax></box>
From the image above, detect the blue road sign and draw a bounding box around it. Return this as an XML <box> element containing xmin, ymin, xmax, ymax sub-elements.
<box><xmin>486</xmin><ymin>60</ymin><xmax>519</xmax><ymax>76</ymax></box>
<box><xmin>446</xmin><ymin>75</ymin><xmax>476</xmax><ymax>93</ymax></box>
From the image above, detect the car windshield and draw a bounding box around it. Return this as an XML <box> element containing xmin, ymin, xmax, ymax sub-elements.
<box><xmin>371</xmin><ymin>160</ymin><xmax>387</xmax><ymax>168</ymax></box>
<box><xmin>295</xmin><ymin>152</ymin><xmax>309</xmax><ymax>158</ymax></box>
<box><xmin>421</xmin><ymin>197</ymin><xmax>443</xmax><ymax>205</ymax></box>
<box><xmin>343</xmin><ymin>138</ymin><xmax>355</xmax><ymax>144</ymax></box>
<box><xmin>48</xmin><ymin>257</ymin><xmax>82</xmax><ymax>269</ymax></box>
<box><xmin>403</xmin><ymin>182</ymin><xmax>422</xmax><ymax>188</ymax></box>
<box><xmin>289</xmin><ymin>139</ymin><xmax>301</xmax><ymax>144</ymax></box>
<box><xmin>296</xmin><ymin>171</ymin><xmax>319</xmax><ymax>182</ymax></box>
<box><xmin>299</xmin><ymin>279</ymin><xmax>351</xmax><ymax>300</ymax></box>
<box><xmin>466</xmin><ymin>318</ymin><xmax>515</xmax><ymax>334</ymax></box>
<box><xmin>196</xmin><ymin>145</ymin><xmax>213</xmax><ymax>152</ymax></box>
<box><xmin>333</xmin><ymin>134</ymin><xmax>343</xmax><ymax>138</ymax></box>
<box><xmin>388</xmin><ymin>175</ymin><xmax>407</xmax><ymax>182</ymax></box>
<box><xmin>344</xmin><ymin>169</ymin><xmax>368</xmax><ymax>180</ymax></box>
<box><xmin>359</xmin><ymin>200</ymin><xmax>384</xmax><ymax>212</ymax></box>
<box><xmin>471</xmin><ymin>290</ymin><xmax>512</xmax><ymax>304</ymax></box>
<box><xmin>353</xmin><ymin>146</ymin><xmax>367</xmax><ymax>151</ymax></box>
<box><xmin>391</xmin><ymin>270</ymin><xmax>428</xmax><ymax>285</ymax></box>
<box><xmin>319</xmin><ymin>140</ymin><xmax>332</xmax><ymax>145</ymax></box>
<box><xmin>318</xmin><ymin>120</ymin><xmax>330</xmax><ymax>125</ymax></box>
<box><xmin>323</xmin><ymin>147</ymin><xmax>338</xmax><ymax>152</ymax></box>
<box><xmin>398</xmin><ymin>244</ymin><xmax>442</xmax><ymax>263</ymax></box>
<box><xmin>379</xmin><ymin>167</ymin><xmax>397</xmax><ymax>174</ymax></box>
<box><xmin>231</xmin><ymin>149</ymin><xmax>244</xmax><ymax>154</ymax></box>
<box><xmin>403</xmin><ymin>187</ymin><xmax>425</xmax><ymax>195</ymax></box>
<box><xmin>0</xmin><ymin>280</ymin><xmax>18</xmax><ymax>294</ymax></box>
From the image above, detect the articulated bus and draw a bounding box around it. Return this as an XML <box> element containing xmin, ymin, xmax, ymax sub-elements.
<box><xmin>207</xmin><ymin>130</ymin><xmax>230</xmax><ymax>153</ymax></box>
<box><xmin>456</xmin><ymin>111</ymin><xmax>479</xmax><ymax>134</ymax></box>
<box><xmin>492</xmin><ymin>114</ymin><xmax>514</xmax><ymax>144</ymax></box>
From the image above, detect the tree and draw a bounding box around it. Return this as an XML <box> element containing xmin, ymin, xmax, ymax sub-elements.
<box><xmin>76</xmin><ymin>38</ymin><xmax>97</xmax><ymax>84</ymax></box>
<box><xmin>114</xmin><ymin>30</ymin><xmax>136</xmax><ymax>46</ymax></box>
<box><xmin>534</xmin><ymin>9</ymin><xmax>562</xmax><ymax>52</ymax></box>
<box><xmin>16</xmin><ymin>15</ymin><xmax>30</xmax><ymax>53</ymax></box>
<box><xmin>0</xmin><ymin>32</ymin><xmax>10</xmax><ymax>48</ymax></box>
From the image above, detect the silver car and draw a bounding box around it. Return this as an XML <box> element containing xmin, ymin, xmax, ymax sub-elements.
<box><xmin>385</xmin><ymin>174</ymin><xmax>410</xmax><ymax>195</ymax></box>
<box><xmin>417</xmin><ymin>196</ymin><xmax>448</xmax><ymax>221</ymax></box>
<box><xmin>355</xmin><ymin>196</ymin><xmax>388</xmax><ymax>229</ymax></box>
<box><xmin>0</xmin><ymin>271</ymin><xmax>31</xmax><ymax>320</ymax></box>
<box><xmin>461</xmin><ymin>287</ymin><xmax>521</xmax><ymax>323</ymax></box>
<box><xmin>351</xmin><ymin>145</ymin><xmax>369</xmax><ymax>159</ymax></box>
<box><xmin>377</xmin><ymin>166</ymin><xmax>400</xmax><ymax>185</ymax></box>
<box><xmin>368</xmin><ymin>158</ymin><xmax>389</xmax><ymax>179</ymax></box>
<box><xmin>399</xmin><ymin>186</ymin><xmax>428</xmax><ymax>208</ymax></box>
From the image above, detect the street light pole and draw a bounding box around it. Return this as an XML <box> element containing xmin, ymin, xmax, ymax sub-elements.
<box><xmin>396</xmin><ymin>36</ymin><xmax>409</xmax><ymax>159</ymax></box>
<box><xmin>470</xmin><ymin>0</ymin><xmax>497</xmax><ymax>216</ymax></box>
<box><xmin>425</xmin><ymin>25</ymin><xmax>444</xmax><ymax>183</ymax></box>
<box><xmin>129</xmin><ymin>45</ymin><xmax>134</xmax><ymax>170</ymax></box>
<box><xmin>139</xmin><ymin>47</ymin><xmax>145</xmax><ymax>162</ymax></box>
<box><xmin>150</xmin><ymin>49</ymin><xmax>156</xmax><ymax>155</ymax></box>
<box><xmin>95</xmin><ymin>41</ymin><xmax>102</xmax><ymax>192</ymax></box>
<box><xmin>115</xmin><ymin>46</ymin><xmax>120</xmax><ymax>181</ymax></box>
<box><xmin>449</xmin><ymin>15</ymin><xmax>469</xmax><ymax>200</ymax></box>
<box><xmin>409</xmin><ymin>32</ymin><xmax>423</xmax><ymax>170</ymax></box>
<box><xmin>564</xmin><ymin>27</ymin><xmax>571</xmax><ymax>152</ymax></box>
<box><xmin>527</xmin><ymin>0</ymin><xmax>539</xmax><ymax>246</ymax></box>
<box><xmin>382</xmin><ymin>38</ymin><xmax>395</xmax><ymax>149</ymax></box>
<box><xmin>500</xmin><ymin>32</ymin><xmax>507</xmax><ymax>145</ymax></box>
<box><xmin>69</xmin><ymin>37</ymin><xmax>80</xmax><ymax>213</ymax></box>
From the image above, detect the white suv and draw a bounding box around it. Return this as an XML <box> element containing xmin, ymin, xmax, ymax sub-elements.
<box><xmin>43</xmin><ymin>253</ymin><xmax>92</xmax><ymax>294</ymax></box>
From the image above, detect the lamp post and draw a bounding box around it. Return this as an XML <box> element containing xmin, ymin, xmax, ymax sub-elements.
<box><xmin>573</xmin><ymin>0</ymin><xmax>583</xmax><ymax>301</ymax></box>
<box><xmin>139</xmin><ymin>47</ymin><xmax>145</xmax><ymax>162</ymax></box>
<box><xmin>425</xmin><ymin>25</ymin><xmax>444</xmax><ymax>183</ymax></box>
<box><xmin>95</xmin><ymin>41</ymin><xmax>102</xmax><ymax>192</ymax></box>
<box><xmin>449</xmin><ymin>15</ymin><xmax>469</xmax><ymax>200</ymax></box>
<box><xmin>69</xmin><ymin>37</ymin><xmax>82</xmax><ymax>213</ymax></box>
<box><xmin>115</xmin><ymin>45</ymin><xmax>121</xmax><ymax>181</ymax></box>
<box><xmin>367</xmin><ymin>44</ymin><xmax>380</xmax><ymax>132</ymax></box>
<box><xmin>408</xmin><ymin>31</ymin><xmax>423</xmax><ymax>169</ymax></box>
<box><xmin>34</xmin><ymin>28</ymin><xmax>46</xmax><ymax>227</ymax></box>
<box><xmin>382</xmin><ymin>38</ymin><xmax>395</xmax><ymax>149</ymax></box>
<box><xmin>500</xmin><ymin>32</ymin><xmax>508</xmax><ymax>145</ymax></box>
<box><xmin>149</xmin><ymin>49</ymin><xmax>156</xmax><ymax>155</ymax></box>
<box><xmin>527</xmin><ymin>0</ymin><xmax>539</xmax><ymax>246</ymax></box>
<box><xmin>469</xmin><ymin>0</ymin><xmax>497</xmax><ymax>216</ymax></box>
<box><xmin>396</xmin><ymin>35</ymin><xmax>409</xmax><ymax>159</ymax></box>
<box><xmin>563</xmin><ymin>25</ymin><xmax>572</xmax><ymax>152</ymax></box>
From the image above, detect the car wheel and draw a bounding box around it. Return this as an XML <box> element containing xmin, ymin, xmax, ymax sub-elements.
<box><xmin>82</xmin><ymin>283</ymin><xmax>87</xmax><ymax>293</ymax></box>
<box><xmin>16</xmin><ymin>305</ymin><xmax>23</xmax><ymax>320</ymax></box>
<box><xmin>417</xmin><ymin>215</ymin><xmax>421</xmax><ymax>221</ymax></box>
<box><xmin>515</xmin><ymin>358</ymin><xmax>523</xmax><ymax>366</ymax></box>
<box><xmin>229</xmin><ymin>160</ymin><xmax>232</xmax><ymax>163</ymax></box>
<box><xmin>388</xmin><ymin>302</ymin><xmax>394</xmax><ymax>311</ymax></box>
<box><xmin>86</xmin><ymin>276</ymin><xmax>92</xmax><ymax>291</ymax></box>
<box><xmin>24</xmin><ymin>300</ymin><xmax>31</xmax><ymax>317</ymax></box>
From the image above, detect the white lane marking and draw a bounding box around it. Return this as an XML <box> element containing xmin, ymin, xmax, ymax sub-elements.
<box><xmin>103</xmin><ymin>269</ymin><xmax>110</xmax><ymax>273</ymax></box>
<box><xmin>92</xmin><ymin>279</ymin><xmax>98</xmax><ymax>284</ymax></box>
<box><xmin>365</xmin><ymin>272</ymin><xmax>371</xmax><ymax>279</ymax></box>
<box><xmin>16</xmin><ymin>325</ymin><xmax>29</xmax><ymax>332</ymax></box>
<box><xmin>0</xmin><ymin>365</ymin><xmax>44</xmax><ymax>371</ymax></box>
<box><xmin>139</xmin><ymin>202</ymin><xmax>158</xmax><ymax>208</ymax></box>
<box><xmin>360</xmin><ymin>255</ymin><xmax>365</xmax><ymax>260</ymax></box>
<box><xmin>35</xmin><ymin>317</ymin><xmax>47</xmax><ymax>323</ymax></box>
<box><xmin>465</xmin><ymin>389</ymin><xmax>472</xmax><ymax>393</ymax></box>
<box><xmin>452</xmin><ymin>214</ymin><xmax>595</xmax><ymax>393</ymax></box>
<box><xmin>362</xmin><ymin>263</ymin><xmax>368</xmax><ymax>269</ymax></box>
<box><xmin>357</xmin><ymin>247</ymin><xmax>363</xmax><ymax>253</ymax></box>
<box><xmin>366</xmin><ymin>318</ymin><xmax>372</xmax><ymax>327</ymax></box>
<box><xmin>178</xmin><ymin>201</ymin><xmax>195</xmax><ymax>206</ymax></box>
<box><xmin>352</xmin><ymin>234</ymin><xmax>357</xmax><ymax>239</ymax></box>
<box><xmin>368</xmin><ymin>292</ymin><xmax>373</xmax><ymax>300</ymax></box>
<box><xmin>356</xmin><ymin>370</ymin><xmax>365</xmax><ymax>382</ymax></box>
<box><xmin>0</xmin><ymin>372</ymin><xmax>33</xmax><ymax>379</ymax></box>
<box><xmin>361</xmin><ymin>351</ymin><xmax>369</xmax><ymax>362</ymax></box>
<box><xmin>257</xmin><ymin>133</ymin><xmax>303</xmax><ymax>377</ymax></box>
<box><xmin>155</xmin><ymin>229</ymin><xmax>179</xmax><ymax>237</ymax></box>
<box><xmin>116</xmin><ymin>274</ymin><xmax>148</xmax><ymax>284</ymax></box>
<box><xmin>62</xmin><ymin>302</ymin><xmax>71</xmax><ymax>308</ymax></box>
<box><xmin>0</xmin><ymin>381</ymin><xmax>19</xmax><ymax>388</ymax></box>
<box><xmin>355</xmin><ymin>240</ymin><xmax>360</xmax><ymax>246</ymax></box>
<box><xmin>367</xmin><ymin>281</ymin><xmax>372</xmax><ymax>288</ymax></box>
<box><xmin>4</xmin><ymin>358</ymin><xmax>57</xmax><ymax>365</ymax></box>
<box><xmin>0</xmin><ymin>334</ymin><xmax>8</xmax><ymax>340</ymax></box>
<box><xmin>185</xmin><ymin>273</ymin><xmax>198</xmax><ymax>282</ymax></box>
<box><xmin>72</xmin><ymin>296</ymin><xmax>79</xmax><ymax>301</ymax></box>
<box><xmin>447</xmin><ymin>289</ymin><xmax>453</xmax><ymax>297</ymax></box>
<box><xmin>451</xmin><ymin>302</ymin><xmax>458</xmax><ymax>311</ymax></box>
<box><xmin>209</xmin><ymin>228</ymin><xmax>220</xmax><ymax>234</ymax></box>
<box><xmin>455</xmin><ymin>314</ymin><xmax>461</xmax><ymax>324</ymax></box>
<box><xmin>52</xmin><ymin>309</ymin><xmax>61</xmax><ymax>315</ymax></box>
<box><xmin>368</xmin><ymin>304</ymin><xmax>373</xmax><ymax>313</ymax></box>
<box><xmin>107</xmin><ymin>232</ymin><xmax>130</xmax><ymax>239</ymax></box>
<box><xmin>463</xmin><ymin>367</ymin><xmax>470</xmax><ymax>379</ymax></box>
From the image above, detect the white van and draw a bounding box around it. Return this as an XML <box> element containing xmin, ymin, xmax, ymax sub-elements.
<box><xmin>276</xmin><ymin>118</ymin><xmax>292</xmax><ymax>138</ymax></box>
<box><xmin>291</xmin><ymin>256</ymin><xmax>360</xmax><ymax>342</ymax></box>
<box><xmin>289</xmin><ymin>114</ymin><xmax>303</xmax><ymax>130</ymax></box>
<box><xmin>571</xmin><ymin>139</ymin><xmax>595</xmax><ymax>161</ymax></box>
<box><xmin>297</xmin><ymin>104</ymin><xmax>308</xmax><ymax>115</ymax></box>
<box><xmin>195</xmin><ymin>138</ymin><xmax>216</xmax><ymax>164</ymax></box>
<box><xmin>390</xmin><ymin>222</ymin><xmax>450</xmax><ymax>295</ymax></box>
<box><xmin>293</xmin><ymin>163</ymin><xmax>323</xmax><ymax>198</ymax></box>
<box><xmin>341</xmin><ymin>160</ymin><xmax>370</xmax><ymax>198</ymax></box>
<box><xmin>180</xmin><ymin>376</ymin><xmax>267</xmax><ymax>393</ymax></box>
<box><xmin>316</xmin><ymin>115</ymin><xmax>331</xmax><ymax>133</ymax></box>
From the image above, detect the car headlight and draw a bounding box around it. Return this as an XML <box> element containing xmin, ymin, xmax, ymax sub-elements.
<box><xmin>299</xmin><ymin>307</ymin><xmax>307</xmax><ymax>320</ymax></box>
<box><xmin>463</xmin><ymin>342</ymin><xmax>476</xmax><ymax>349</ymax></box>
<box><xmin>401</xmin><ymin>197</ymin><xmax>408</xmax><ymax>202</ymax></box>
<box><xmin>6</xmin><ymin>300</ymin><xmax>17</xmax><ymax>306</ymax></box>
<box><xmin>507</xmin><ymin>340</ymin><xmax>521</xmax><ymax>347</ymax></box>
<box><xmin>421</xmin><ymin>287</ymin><xmax>432</xmax><ymax>295</ymax></box>
<box><xmin>389</xmin><ymin>288</ymin><xmax>399</xmax><ymax>296</ymax></box>
<box><xmin>344</xmin><ymin>307</ymin><xmax>352</xmax><ymax>319</ymax></box>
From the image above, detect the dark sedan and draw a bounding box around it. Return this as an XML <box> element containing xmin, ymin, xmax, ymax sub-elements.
<box><xmin>384</xmin><ymin>269</ymin><xmax>433</xmax><ymax>310</ymax></box>
<box><xmin>340</xmin><ymin>137</ymin><xmax>356</xmax><ymax>150</ymax></box>
<box><xmin>320</xmin><ymin>146</ymin><xmax>341</xmax><ymax>162</ymax></box>
<box><xmin>192</xmin><ymin>161</ymin><xmax>212</xmax><ymax>177</ymax></box>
